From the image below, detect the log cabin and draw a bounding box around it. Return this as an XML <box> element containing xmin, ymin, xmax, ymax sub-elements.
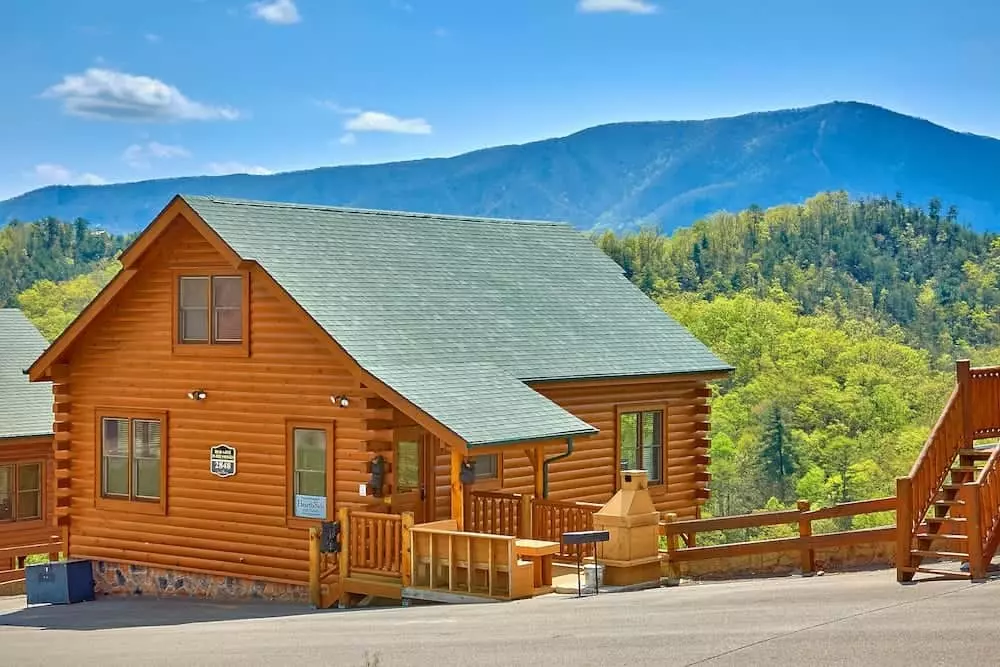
<box><xmin>27</xmin><ymin>195</ymin><xmax>731</xmax><ymax>601</ymax></box>
<box><xmin>0</xmin><ymin>309</ymin><xmax>56</xmax><ymax>561</ymax></box>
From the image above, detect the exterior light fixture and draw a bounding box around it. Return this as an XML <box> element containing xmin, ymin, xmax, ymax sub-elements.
<box><xmin>187</xmin><ymin>389</ymin><xmax>208</xmax><ymax>401</ymax></box>
<box><xmin>331</xmin><ymin>394</ymin><xmax>350</xmax><ymax>408</ymax></box>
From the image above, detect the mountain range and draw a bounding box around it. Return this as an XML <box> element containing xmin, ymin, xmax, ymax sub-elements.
<box><xmin>3</xmin><ymin>101</ymin><xmax>999</xmax><ymax>234</ymax></box>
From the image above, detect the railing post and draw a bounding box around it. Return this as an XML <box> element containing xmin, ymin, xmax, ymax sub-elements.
<box><xmin>796</xmin><ymin>499</ymin><xmax>814</xmax><ymax>575</ymax></box>
<box><xmin>401</xmin><ymin>511</ymin><xmax>414</xmax><ymax>589</ymax></box>
<box><xmin>958</xmin><ymin>359</ymin><xmax>973</xmax><ymax>446</ymax></box>
<box><xmin>965</xmin><ymin>483</ymin><xmax>985</xmax><ymax>579</ymax></box>
<box><xmin>896</xmin><ymin>477</ymin><xmax>913</xmax><ymax>582</ymax></box>
<box><xmin>520</xmin><ymin>494</ymin><xmax>533</xmax><ymax>539</ymax></box>
<box><xmin>308</xmin><ymin>526</ymin><xmax>321</xmax><ymax>608</ymax></box>
<box><xmin>338</xmin><ymin>507</ymin><xmax>351</xmax><ymax>607</ymax></box>
<box><xmin>664</xmin><ymin>512</ymin><xmax>680</xmax><ymax>586</ymax></box>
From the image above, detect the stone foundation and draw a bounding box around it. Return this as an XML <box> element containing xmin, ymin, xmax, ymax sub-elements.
<box><xmin>91</xmin><ymin>561</ymin><xmax>309</xmax><ymax>603</ymax></box>
<box><xmin>666</xmin><ymin>540</ymin><xmax>896</xmax><ymax>580</ymax></box>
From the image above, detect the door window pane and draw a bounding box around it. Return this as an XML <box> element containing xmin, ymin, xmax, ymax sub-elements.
<box><xmin>293</xmin><ymin>428</ymin><xmax>327</xmax><ymax>518</ymax></box>
<box><xmin>102</xmin><ymin>418</ymin><xmax>130</xmax><ymax>497</ymax></box>
<box><xmin>16</xmin><ymin>463</ymin><xmax>41</xmax><ymax>520</ymax></box>
<box><xmin>396</xmin><ymin>439</ymin><xmax>419</xmax><ymax>492</ymax></box>
<box><xmin>0</xmin><ymin>465</ymin><xmax>12</xmax><ymax>521</ymax></box>
<box><xmin>179</xmin><ymin>276</ymin><xmax>209</xmax><ymax>342</ymax></box>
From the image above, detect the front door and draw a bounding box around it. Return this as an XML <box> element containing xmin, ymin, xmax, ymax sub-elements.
<box><xmin>392</xmin><ymin>428</ymin><xmax>435</xmax><ymax>523</ymax></box>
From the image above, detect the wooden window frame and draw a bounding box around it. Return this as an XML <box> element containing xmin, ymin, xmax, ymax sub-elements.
<box><xmin>94</xmin><ymin>408</ymin><xmax>168</xmax><ymax>516</ymax></box>
<box><xmin>285</xmin><ymin>420</ymin><xmax>336</xmax><ymax>529</ymax></box>
<box><xmin>471</xmin><ymin>453</ymin><xmax>502</xmax><ymax>489</ymax></box>
<box><xmin>0</xmin><ymin>460</ymin><xmax>45</xmax><ymax>525</ymax></box>
<box><xmin>614</xmin><ymin>402</ymin><xmax>668</xmax><ymax>488</ymax></box>
<box><xmin>171</xmin><ymin>269</ymin><xmax>250</xmax><ymax>357</ymax></box>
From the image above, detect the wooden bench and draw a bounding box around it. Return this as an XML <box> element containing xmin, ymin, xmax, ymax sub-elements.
<box><xmin>410</xmin><ymin>525</ymin><xmax>535</xmax><ymax>600</ymax></box>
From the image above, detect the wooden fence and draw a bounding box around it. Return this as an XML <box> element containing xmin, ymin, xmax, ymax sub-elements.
<box><xmin>0</xmin><ymin>534</ymin><xmax>63</xmax><ymax>585</ymax></box>
<box><xmin>660</xmin><ymin>496</ymin><xmax>896</xmax><ymax>578</ymax></box>
<box><xmin>467</xmin><ymin>491</ymin><xmax>603</xmax><ymax>562</ymax></box>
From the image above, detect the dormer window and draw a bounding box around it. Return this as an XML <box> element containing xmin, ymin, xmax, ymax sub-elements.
<box><xmin>178</xmin><ymin>275</ymin><xmax>244</xmax><ymax>344</ymax></box>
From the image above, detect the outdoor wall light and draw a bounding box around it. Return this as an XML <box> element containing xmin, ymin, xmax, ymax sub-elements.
<box><xmin>331</xmin><ymin>394</ymin><xmax>350</xmax><ymax>408</ymax></box>
<box><xmin>187</xmin><ymin>389</ymin><xmax>208</xmax><ymax>401</ymax></box>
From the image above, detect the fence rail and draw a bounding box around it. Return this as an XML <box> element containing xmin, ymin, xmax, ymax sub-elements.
<box><xmin>660</xmin><ymin>496</ymin><xmax>896</xmax><ymax>577</ymax></box>
<box><xmin>0</xmin><ymin>534</ymin><xmax>63</xmax><ymax>585</ymax></box>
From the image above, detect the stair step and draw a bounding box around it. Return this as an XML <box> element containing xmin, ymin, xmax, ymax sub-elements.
<box><xmin>941</xmin><ymin>483</ymin><xmax>966</xmax><ymax>491</ymax></box>
<box><xmin>915</xmin><ymin>532</ymin><xmax>968</xmax><ymax>541</ymax></box>
<box><xmin>959</xmin><ymin>448</ymin><xmax>993</xmax><ymax>459</ymax></box>
<box><xmin>951</xmin><ymin>465</ymin><xmax>980</xmax><ymax>473</ymax></box>
<box><xmin>933</xmin><ymin>499</ymin><xmax>966</xmax><ymax>507</ymax></box>
<box><xmin>910</xmin><ymin>549</ymin><xmax>969</xmax><ymax>559</ymax></box>
<box><xmin>901</xmin><ymin>566</ymin><xmax>972</xmax><ymax>580</ymax></box>
<box><xmin>924</xmin><ymin>516</ymin><xmax>967</xmax><ymax>524</ymax></box>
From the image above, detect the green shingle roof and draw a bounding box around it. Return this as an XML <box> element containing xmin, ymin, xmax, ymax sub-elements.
<box><xmin>183</xmin><ymin>195</ymin><xmax>731</xmax><ymax>447</ymax></box>
<box><xmin>0</xmin><ymin>309</ymin><xmax>53</xmax><ymax>440</ymax></box>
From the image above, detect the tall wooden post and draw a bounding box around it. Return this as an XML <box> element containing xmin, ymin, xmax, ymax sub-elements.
<box><xmin>338</xmin><ymin>507</ymin><xmax>351</xmax><ymax>607</ymax></box>
<box><xmin>533</xmin><ymin>447</ymin><xmax>545</xmax><ymax>499</ymax></box>
<box><xmin>308</xmin><ymin>526</ymin><xmax>321</xmax><ymax>608</ymax></box>
<box><xmin>796</xmin><ymin>499</ymin><xmax>814</xmax><ymax>575</ymax></box>
<box><xmin>450</xmin><ymin>447</ymin><xmax>465</xmax><ymax>531</ymax></box>
<box><xmin>958</xmin><ymin>360</ymin><xmax>973</xmax><ymax>446</ymax></box>
<box><xmin>896</xmin><ymin>476</ymin><xmax>914</xmax><ymax>582</ymax></box>
<box><xmin>965</xmin><ymin>484</ymin><xmax>985</xmax><ymax>579</ymax></box>
<box><xmin>663</xmin><ymin>512</ymin><xmax>680</xmax><ymax>585</ymax></box>
<box><xmin>401</xmin><ymin>511</ymin><xmax>414</xmax><ymax>588</ymax></box>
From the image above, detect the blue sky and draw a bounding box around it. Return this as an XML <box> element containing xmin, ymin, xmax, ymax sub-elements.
<box><xmin>2</xmin><ymin>0</ymin><xmax>998</xmax><ymax>200</ymax></box>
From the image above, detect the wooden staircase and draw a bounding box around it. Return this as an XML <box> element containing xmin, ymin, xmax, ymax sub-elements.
<box><xmin>900</xmin><ymin>447</ymin><xmax>993</xmax><ymax>580</ymax></box>
<box><xmin>897</xmin><ymin>361</ymin><xmax>1000</xmax><ymax>582</ymax></box>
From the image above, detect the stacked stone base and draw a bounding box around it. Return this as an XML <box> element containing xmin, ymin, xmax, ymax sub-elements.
<box><xmin>91</xmin><ymin>561</ymin><xmax>308</xmax><ymax>603</ymax></box>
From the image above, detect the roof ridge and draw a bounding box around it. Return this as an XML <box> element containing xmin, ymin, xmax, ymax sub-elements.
<box><xmin>182</xmin><ymin>194</ymin><xmax>573</xmax><ymax>228</ymax></box>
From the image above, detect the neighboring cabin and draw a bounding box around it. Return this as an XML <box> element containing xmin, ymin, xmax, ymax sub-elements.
<box><xmin>27</xmin><ymin>195</ymin><xmax>730</xmax><ymax>599</ymax></box>
<box><xmin>0</xmin><ymin>309</ymin><xmax>55</xmax><ymax>554</ymax></box>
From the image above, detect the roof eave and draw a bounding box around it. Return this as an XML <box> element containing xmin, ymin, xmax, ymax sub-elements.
<box><xmin>466</xmin><ymin>426</ymin><xmax>599</xmax><ymax>450</ymax></box>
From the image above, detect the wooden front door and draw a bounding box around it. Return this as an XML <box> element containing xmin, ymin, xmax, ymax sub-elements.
<box><xmin>392</xmin><ymin>428</ymin><xmax>435</xmax><ymax>523</ymax></box>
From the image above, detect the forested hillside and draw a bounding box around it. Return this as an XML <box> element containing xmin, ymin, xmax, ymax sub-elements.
<box><xmin>5</xmin><ymin>191</ymin><xmax>993</xmax><ymax>527</ymax></box>
<box><xmin>595</xmin><ymin>191</ymin><xmax>1000</xmax><ymax>523</ymax></box>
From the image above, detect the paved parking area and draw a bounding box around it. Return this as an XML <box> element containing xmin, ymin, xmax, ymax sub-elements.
<box><xmin>1</xmin><ymin>569</ymin><xmax>997</xmax><ymax>666</ymax></box>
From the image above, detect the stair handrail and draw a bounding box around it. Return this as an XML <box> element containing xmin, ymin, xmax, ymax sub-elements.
<box><xmin>969</xmin><ymin>444</ymin><xmax>1000</xmax><ymax>578</ymax></box>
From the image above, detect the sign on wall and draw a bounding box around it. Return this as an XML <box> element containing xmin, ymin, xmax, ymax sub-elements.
<box><xmin>210</xmin><ymin>444</ymin><xmax>237</xmax><ymax>478</ymax></box>
<box><xmin>295</xmin><ymin>495</ymin><xmax>327</xmax><ymax>519</ymax></box>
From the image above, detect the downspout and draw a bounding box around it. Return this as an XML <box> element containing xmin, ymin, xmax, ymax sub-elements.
<box><xmin>542</xmin><ymin>437</ymin><xmax>574</xmax><ymax>499</ymax></box>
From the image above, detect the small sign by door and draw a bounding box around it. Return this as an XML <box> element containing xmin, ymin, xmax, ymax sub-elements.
<box><xmin>210</xmin><ymin>444</ymin><xmax>237</xmax><ymax>478</ymax></box>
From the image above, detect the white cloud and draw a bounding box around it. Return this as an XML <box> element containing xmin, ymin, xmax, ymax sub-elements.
<box><xmin>31</xmin><ymin>163</ymin><xmax>107</xmax><ymax>186</ymax></box>
<box><xmin>577</xmin><ymin>0</ymin><xmax>658</xmax><ymax>14</ymax></box>
<box><xmin>251</xmin><ymin>0</ymin><xmax>301</xmax><ymax>24</ymax></box>
<box><xmin>123</xmin><ymin>141</ymin><xmax>191</xmax><ymax>168</ymax></box>
<box><xmin>344</xmin><ymin>111</ymin><xmax>432</xmax><ymax>135</ymax></box>
<box><xmin>43</xmin><ymin>68</ymin><xmax>240</xmax><ymax>122</ymax></box>
<box><xmin>206</xmin><ymin>161</ymin><xmax>273</xmax><ymax>176</ymax></box>
<box><xmin>338</xmin><ymin>132</ymin><xmax>357</xmax><ymax>145</ymax></box>
<box><xmin>144</xmin><ymin>33</ymin><xmax>161</xmax><ymax>43</ymax></box>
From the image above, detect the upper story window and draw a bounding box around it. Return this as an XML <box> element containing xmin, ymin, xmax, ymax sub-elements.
<box><xmin>177</xmin><ymin>274</ymin><xmax>245</xmax><ymax>345</ymax></box>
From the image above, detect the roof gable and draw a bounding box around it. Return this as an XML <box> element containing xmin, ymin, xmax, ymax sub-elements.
<box><xmin>0</xmin><ymin>310</ymin><xmax>53</xmax><ymax>439</ymax></box>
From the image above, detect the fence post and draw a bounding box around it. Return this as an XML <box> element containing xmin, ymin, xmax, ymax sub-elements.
<box><xmin>664</xmin><ymin>512</ymin><xmax>680</xmax><ymax>586</ymax></box>
<box><xmin>338</xmin><ymin>507</ymin><xmax>351</xmax><ymax>607</ymax></box>
<box><xmin>958</xmin><ymin>359</ymin><xmax>973</xmax><ymax>446</ymax></box>
<box><xmin>896</xmin><ymin>477</ymin><xmax>913</xmax><ymax>582</ymax></box>
<box><xmin>796</xmin><ymin>499</ymin><xmax>814</xmax><ymax>575</ymax></box>
<box><xmin>401</xmin><ymin>511</ymin><xmax>414</xmax><ymax>588</ymax></box>
<box><xmin>520</xmin><ymin>494</ymin><xmax>533</xmax><ymax>539</ymax></box>
<box><xmin>308</xmin><ymin>526</ymin><xmax>321</xmax><ymax>608</ymax></box>
<box><xmin>965</xmin><ymin>484</ymin><xmax>985</xmax><ymax>579</ymax></box>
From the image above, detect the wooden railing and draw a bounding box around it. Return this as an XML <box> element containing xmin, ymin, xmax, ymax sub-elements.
<box><xmin>964</xmin><ymin>445</ymin><xmax>1000</xmax><ymax>579</ymax></box>
<box><xmin>468</xmin><ymin>491</ymin><xmax>530</xmax><ymax>538</ymax></box>
<box><xmin>970</xmin><ymin>366</ymin><xmax>1000</xmax><ymax>438</ymax></box>
<box><xmin>532</xmin><ymin>498</ymin><xmax>603</xmax><ymax>561</ymax></box>
<box><xmin>661</xmin><ymin>497</ymin><xmax>896</xmax><ymax>579</ymax></box>
<box><xmin>0</xmin><ymin>534</ymin><xmax>63</xmax><ymax>585</ymax></box>
<box><xmin>346</xmin><ymin>510</ymin><xmax>404</xmax><ymax>577</ymax></box>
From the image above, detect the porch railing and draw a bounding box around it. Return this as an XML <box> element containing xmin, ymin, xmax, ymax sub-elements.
<box><xmin>468</xmin><ymin>491</ymin><xmax>531</xmax><ymax>538</ymax></box>
<box><xmin>531</xmin><ymin>498</ymin><xmax>603</xmax><ymax>561</ymax></box>
<box><xmin>347</xmin><ymin>510</ymin><xmax>404</xmax><ymax>577</ymax></box>
<box><xmin>0</xmin><ymin>533</ymin><xmax>63</xmax><ymax>585</ymax></box>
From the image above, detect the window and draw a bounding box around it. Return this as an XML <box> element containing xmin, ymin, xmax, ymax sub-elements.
<box><xmin>287</xmin><ymin>422</ymin><xmax>334</xmax><ymax>523</ymax></box>
<box><xmin>472</xmin><ymin>454</ymin><xmax>499</xmax><ymax>481</ymax></box>
<box><xmin>0</xmin><ymin>463</ymin><xmax>42</xmax><ymax>522</ymax></box>
<box><xmin>177</xmin><ymin>274</ymin><xmax>244</xmax><ymax>345</ymax></box>
<box><xmin>99</xmin><ymin>414</ymin><xmax>165</xmax><ymax>506</ymax></box>
<box><xmin>619</xmin><ymin>409</ymin><xmax>664</xmax><ymax>484</ymax></box>
<box><xmin>396</xmin><ymin>437</ymin><xmax>420</xmax><ymax>493</ymax></box>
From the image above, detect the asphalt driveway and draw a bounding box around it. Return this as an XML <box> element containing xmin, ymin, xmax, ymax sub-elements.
<box><xmin>0</xmin><ymin>569</ymin><xmax>996</xmax><ymax>666</ymax></box>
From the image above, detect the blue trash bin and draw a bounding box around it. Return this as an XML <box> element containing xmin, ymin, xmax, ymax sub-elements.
<box><xmin>25</xmin><ymin>559</ymin><xmax>95</xmax><ymax>605</ymax></box>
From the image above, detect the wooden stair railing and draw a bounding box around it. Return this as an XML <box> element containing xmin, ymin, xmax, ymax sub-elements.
<box><xmin>967</xmin><ymin>445</ymin><xmax>1000</xmax><ymax>578</ymax></box>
